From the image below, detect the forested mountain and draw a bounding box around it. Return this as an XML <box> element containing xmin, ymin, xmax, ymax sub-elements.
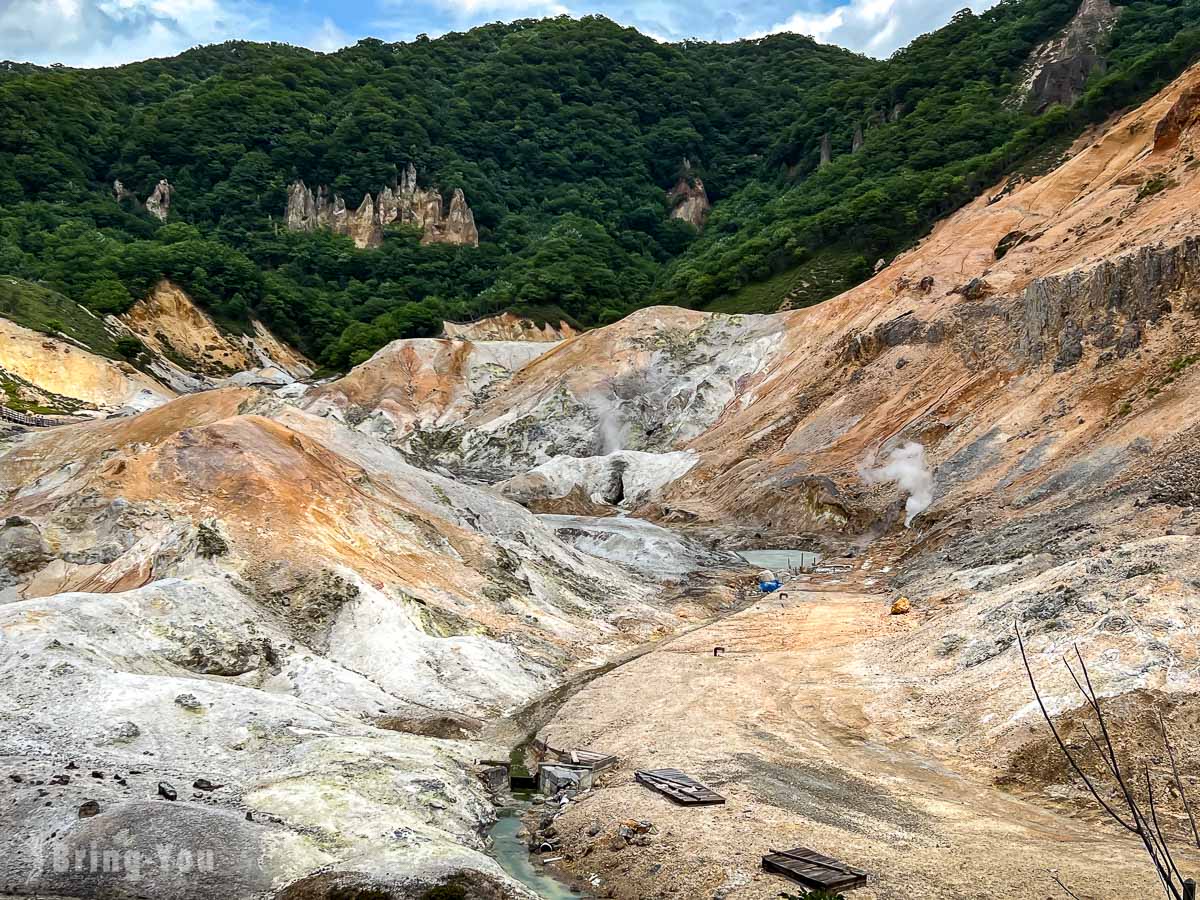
<box><xmin>2</xmin><ymin>3</ymin><xmax>1199</xmax><ymax>368</ymax></box>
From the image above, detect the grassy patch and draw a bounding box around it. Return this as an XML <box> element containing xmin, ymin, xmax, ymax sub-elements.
<box><xmin>706</xmin><ymin>246</ymin><xmax>869</xmax><ymax>315</ymax></box>
<box><xmin>1168</xmin><ymin>352</ymin><xmax>1200</xmax><ymax>375</ymax></box>
<box><xmin>0</xmin><ymin>277</ymin><xmax>121</xmax><ymax>358</ymax></box>
<box><xmin>1137</xmin><ymin>173</ymin><xmax>1177</xmax><ymax>201</ymax></box>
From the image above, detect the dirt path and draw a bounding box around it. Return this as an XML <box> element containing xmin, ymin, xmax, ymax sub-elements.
<box><xmin>536</xmin><ymin>581</ymin><xmax>1187</xmax><ymax>899</ymax></box>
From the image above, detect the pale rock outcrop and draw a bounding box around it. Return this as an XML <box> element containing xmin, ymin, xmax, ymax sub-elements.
<box><xmin>301</xmin><ymin>308</ymin><xmax>784</xmax><ymax>481</ymax></box>
<box><xmin>498</xmin><ymin>450</ymin><xmax>700</xmax><ymax>511</ymax></box>
<box><xmin>303</xmin><ymin>337</ymin><xmax>555</xmax><ymax>438</ymax></box>
<box><xmin>0</xmin><ymin>317</ymin><xmax>172</xmax><ymax>412</ymax></box>
<box><xmin>285</xmin><ymin>164</ymin><xmax>479</xmax><ymax>249</ymax></box>
<box><xmin>1019</xmin><ymin>0</ymin><xmax>1120</xmax><ymax>111</ymax></box>
<box><xmin>111</xmin><ymin>178</ymin><xmax>174</xmax><ymax>221</ymax></box>
<box><xmin>537</xmin><ymin>513</ymin><xmax>730</xmax><ymax>578</ymax></box>
<box><xmin>144</xmin><ymin>179</ymin><xmax>173</xmax><ymax>221</ymax></box>
<box><xmin>666</xmin><ymin>159</ymin><xmax>711</xmax><ymax>229</ymax></box>
<box><xmin>820</xmin><ymin>132</ymin><xmax>832</xmax><ymax>167</ymax></box>
<box><xmin>442</xmin><ymin>312</ymin><xmax>578</xmax><ymax>342</ymax></box>
<box><xmin>852</xmin><ymin>124</ymin><xmax>865</xmax><ymax>154</ymax></box>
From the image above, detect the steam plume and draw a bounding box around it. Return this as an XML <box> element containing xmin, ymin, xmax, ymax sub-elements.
<box><xmin>860</xmin><ymin>441</ymin><xmax>934</xmax><ymax>527</ymax></box>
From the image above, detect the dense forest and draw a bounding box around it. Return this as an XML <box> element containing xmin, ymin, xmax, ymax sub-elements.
<box><xmin>2</xmin><ymin>2</ymin><xmax>1199</xmax><ymax>368</ymax></box>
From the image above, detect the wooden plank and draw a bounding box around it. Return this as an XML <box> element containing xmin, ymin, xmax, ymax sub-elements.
<box><xmin>762</xmin><ymin>846</ymin><xmax>868</xmax><ymax>892</ymax></box>
<box><xmin>634</xmin><ymin>768</ymin><xmax>725</xmax><ymax>805</ymax></box>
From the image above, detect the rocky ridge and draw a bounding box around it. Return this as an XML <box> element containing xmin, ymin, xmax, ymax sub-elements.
<box><xmin>0</xmin><ymin>280</ymin><xmax>312</xmax><ymax>418</ymax></box>
<box><xmin>442</xmin><ymin>312</ymin><xmax>578</xmax><ymax>343</ymax></box>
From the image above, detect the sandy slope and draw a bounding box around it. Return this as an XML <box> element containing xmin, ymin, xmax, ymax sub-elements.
<box><xmin>539</xmin><ymin>569</ymin><xmax>1194</xmax><ymax>899</ymax></box>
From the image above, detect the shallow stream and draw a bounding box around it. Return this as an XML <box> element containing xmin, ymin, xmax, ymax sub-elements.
<box><xmin>488</xmin><ymin>800</ymin><xmax>588</xmax><ymax>899</ymax></box>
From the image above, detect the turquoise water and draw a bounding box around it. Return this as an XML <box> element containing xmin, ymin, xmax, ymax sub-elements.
<box><xmin>737</xmin><ymin>549</ymin><xmax>820</xmax><ymax>571</ymax></box>
<box><xmin>488</xmin><ymin>806</ymin><xmax>588</xmax><ymax>899</ymax></box>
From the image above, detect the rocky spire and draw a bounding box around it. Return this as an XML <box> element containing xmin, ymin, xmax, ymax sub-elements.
<box><xmin>112</xmin><ymin>178</ymin><xmax>173</xmax><ymax>221</ymax></box>
<box><xmin>144</xmin><ymin>179</ymin><xmax>172</xmax><ymax>222</ymax></box>
<box><xmin>852</xmin><ymin>125</ymin><xmax>864</xmax><ymax>155</ymax></box>
<box><xmin>666</xmin><ymin>158</ymin><xmax>711</xmax><ymax>230</ymax></box>
<box><xmin>819</xmin><ymin>133</ymin><xmax>832</xmax><ymax>167</ymax></box>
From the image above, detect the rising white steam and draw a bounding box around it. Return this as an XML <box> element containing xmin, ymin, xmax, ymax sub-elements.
<box><xmin>595</xmin><ymin>404</ymin><xmax>628</xmax><ymax>454</ymax></box>
<box><xmin>860</xmin><ymin>441</ymin><xmax>934</xmax><ymax>528</ymax></box>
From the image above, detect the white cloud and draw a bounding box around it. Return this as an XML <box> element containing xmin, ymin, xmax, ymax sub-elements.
<box><xmin>0</xmin><ymin>0</ymin><xmax>362</xmax><ymax>66</ymax></box>
<box><xmin>378</xmin><ymin>0</ymin><xmax>567</xmax><ymax>28</ymax></box>
<box><xmin>309</xmin><ymin>15</ymin><xmax>352</xmax><ymax>51</ymax></box>
<box><xmin>0</xmin><ymin>0</ymin><xmax>271</xmax><ymax>65</ymax></box>
<box><xmin>762</xmin><ymin>0</ymin><xmax>996</xmax><ymax>57</ymax></box>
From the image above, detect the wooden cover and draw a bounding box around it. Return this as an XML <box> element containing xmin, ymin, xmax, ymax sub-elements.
<box><xmin>762</xmin><ymin>846</ymin><xmax>868</xmax><ymax>891</ymax></box>
<box><xmin>634</xmin><ymin>768</ymin><xmax>726</xmax><ymax>805</ymax></box>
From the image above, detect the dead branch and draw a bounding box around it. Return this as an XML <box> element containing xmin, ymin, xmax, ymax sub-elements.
<box><xmin>1016</xmin><ymin>624</ymin><xmax>1194</xmax><ymax>899</ymax></box>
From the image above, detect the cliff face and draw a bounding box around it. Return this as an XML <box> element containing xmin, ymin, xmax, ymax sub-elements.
<box><xmin>1019</xmin><ymin>0</ymin><xmax>1119</xmax><ymax>111</ymax></box>
<box><xmin>118</xmin><ymin>280</ymin><xmax>313</xmax><ymax>383</ymax></box>
<box><xmin>666</xmin><ymin>160</ymin><xmax>711</xmax><ymax>230</ymax></box>
<box><xmin>285</xmin><ymin>163</ymin><xmax>479</xmax><ymax>249</ymax></box>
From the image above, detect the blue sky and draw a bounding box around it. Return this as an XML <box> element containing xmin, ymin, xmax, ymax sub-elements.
<box><xmin>0</xmin><ymin>0</ymin><xmax>997</xmax><ymax>67</ymax></box>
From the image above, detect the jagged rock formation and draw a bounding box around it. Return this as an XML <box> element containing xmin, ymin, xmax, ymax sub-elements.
<box><xmin>285</xmin><ymin>164</ymin><xmax>479</xmax><ymax>249</ymax></box>
<box><xmin>1019</xmin><ymin>0</ymin><xmax>1120</xmax><ymax>111</ymax></box>
<box><xmin>852</xmin><ymin>124</ymin><xmax>864</xmax><ymax>154</ymax></box>
<box><xmin>112</xmin><ymin>178</ymin><xmax>173</xmax><ymax>221</ymax></box>
<box><xmin>442</xmin><ymin>312</ymin><xmax>577</xmax><ymax>342</ymax></box>
<box><xmin>666</xmin><ymin>159</ymin><xmax>711</xmax><ymax>229</ymax></box>
<box><xmin>819</xmin><ymin>132</ymin><xmax>832</xmax><ymax>167</ymax></box>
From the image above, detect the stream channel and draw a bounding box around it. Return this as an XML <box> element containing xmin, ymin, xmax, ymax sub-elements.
<box><xmin>481</xmin><ymin>531</ymin><xmax>820</xmax><ymax>898</ymax></box>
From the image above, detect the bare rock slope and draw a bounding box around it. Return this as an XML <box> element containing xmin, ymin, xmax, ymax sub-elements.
<box><xmin>0</xmin><ymin>387</ymin><xmax>695</xmax><ymax>897</ymax></box>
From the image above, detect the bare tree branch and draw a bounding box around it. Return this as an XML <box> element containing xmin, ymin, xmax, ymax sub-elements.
<box><xmin>1159</xmin><ymin>710</ymin><xmax>1200</xmax><ymax>850</ymax></box>
<box><xmin>1017</xmin><ymin>627</ymin><xmax>1136</xmax><ymax>831</ymax></box>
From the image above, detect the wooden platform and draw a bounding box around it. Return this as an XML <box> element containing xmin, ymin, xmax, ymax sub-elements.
<box><xmin>531</xmin><ymin>739</ymin><xmax>618</xmax><ymax>773</ymax></box>
<box><xmin>762</xmin><ymin>846</ymin><xmax>868</xmax><ymax>892</ymax></box>
<box><xmin>634</xmin><ymin>768</ymin><xmax>726</xmax><ymax>805</ymax></box>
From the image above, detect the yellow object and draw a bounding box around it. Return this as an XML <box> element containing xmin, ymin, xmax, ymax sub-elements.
<box><xmin>890</xmin><ymin>596</ymin><xmax>911</xmax><ymax>615</ymax></box>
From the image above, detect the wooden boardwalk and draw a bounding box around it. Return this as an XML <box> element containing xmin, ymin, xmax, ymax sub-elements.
<box><xmin>762</xmin><ymin>846</ymin><xmax>868</xmax><ymax>892</ymax></box>
<box><xmin>634</xmin><ymin>768</ymin><xmax>726</xmax><ymax>805</ymax></box>
<box><xmin>0</xmin><ymin>405</ymin><xmax>86</xmax><ymax>428</ymax></box>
